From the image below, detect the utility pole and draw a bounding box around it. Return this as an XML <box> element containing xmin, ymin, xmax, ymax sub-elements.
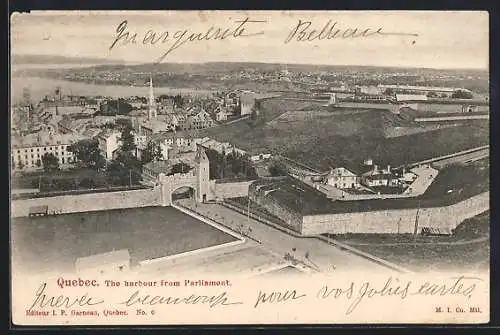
<box><xmin>413</xmin><ymin>201</ymin><xmax>421</xmax><ymax>243</ymax></box>
<box><xmin>247</xmin><ymin>198</ymin><xmax>250</xmax><ymax>227</ymax></box>
<box><xmin>129</xmin><ymin>169</ymin><xmax>132</xmax><ymax>187</ymax></box>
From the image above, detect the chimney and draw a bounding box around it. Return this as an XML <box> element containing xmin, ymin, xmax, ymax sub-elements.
<box><xmin>387</xmin><ymin>165</ymin><xmax>391</xmax><ymax>173</ymax></box>
<box><xmin>373</xmin><ymin>165</ymin><xmax>378</xmax><ymax>173</ymax></box>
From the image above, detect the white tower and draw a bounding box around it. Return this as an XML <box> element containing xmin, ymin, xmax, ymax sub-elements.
<box><xmin>148</xmin><ymin>76</ymin><xmax>156</xmax><ymax>120</ymax></box>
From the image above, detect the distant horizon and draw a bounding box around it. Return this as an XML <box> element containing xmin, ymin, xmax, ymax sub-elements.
<box><xmin>11</xmin><ymin>54</ymin><xmax>489</xmax><ymax>72</ymax></box>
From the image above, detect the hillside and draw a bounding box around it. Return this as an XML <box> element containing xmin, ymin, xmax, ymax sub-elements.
<box><xmin>203</xmin><ymin>99</ymin><xmax>489</xmax><ymax>170</ymax></box>
<box><xmin>12</xmin><ymin>55</ymin><xmax>489</xmax><ymax>76</ymax></box>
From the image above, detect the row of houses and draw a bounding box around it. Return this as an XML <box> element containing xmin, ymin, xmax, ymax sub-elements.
<box><xmin>322</xmin><ymin>161</ymin><xmax>406</xmax><ymax>191</ymax></box>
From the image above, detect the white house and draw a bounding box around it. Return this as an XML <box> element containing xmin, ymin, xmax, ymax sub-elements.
<box><xmin>215</xmin><ymin>106</ymin><xmax>229</xmax><ymax>121</ymax></box>
<box><xmin>240</xmin><ymin>92</ymin><xmax>256</xmax><ymax>116</ymax></box>
<box><xmin>97</xmin><ymin>130</ymin><xmax>121</xmax><ymax>161</ymax></box>
<box><xmin>361</xmin><ymin>165</ymin><xmax>398</xmax><ymax>187</ymax></box>
<box><xmin>325</xmin><ymin>167</ymin><xmax>361</xmax><ymax>189</ymax></box>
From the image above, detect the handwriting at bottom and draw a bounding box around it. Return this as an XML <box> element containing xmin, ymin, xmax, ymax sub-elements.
<box><xmin>119</xmin><ymin>290</ymin><xmax>243</xmax><ymax>308</ymax></box>
<box><xmin>254</xmin><ymin>289</ymin><xmax>306</xmax><ymax>308</ymax></box>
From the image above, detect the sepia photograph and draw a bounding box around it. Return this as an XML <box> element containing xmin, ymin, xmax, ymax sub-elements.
<box><xmin>10</xmin><ymin>10</ymin><xmax>490</xmax><ymax>325</ymax></box>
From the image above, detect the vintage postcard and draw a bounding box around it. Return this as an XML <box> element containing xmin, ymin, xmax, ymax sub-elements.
<box><xmin>10</xmin><ymin>10</ymin><xmax>490</xmax><ymax>325</ymax></box>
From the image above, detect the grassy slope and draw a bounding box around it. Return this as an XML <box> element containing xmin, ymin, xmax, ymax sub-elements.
<box><xmin>337</xmin><ymin>211</ymin><xmax>490</xmax><ymax>272</ymax></box>
<box><xmin>204</xmin><ymin>99</ymin><xmax>489</xmax><ymax>170</ymax></box>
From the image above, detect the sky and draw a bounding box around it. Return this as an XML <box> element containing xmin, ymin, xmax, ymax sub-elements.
<box><xmin>10</xmin><ymin>11</ymin><xmax>489</xmax><ymax>69</ymax></box>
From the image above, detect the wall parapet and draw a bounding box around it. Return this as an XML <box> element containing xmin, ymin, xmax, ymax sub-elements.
<box><xmin>11</xmin><ymin>187</ymin><xmax>162</xmax><ymax>218</ymax></box>
<box><xmin>300</xmin><ymin>191</ymin><xmax>489</xmax><ymax>236</ymax></box>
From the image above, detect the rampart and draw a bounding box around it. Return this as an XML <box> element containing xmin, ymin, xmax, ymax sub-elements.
<box><xmin>11</xmin><ymin>187</ymin><xmax>162</xmax><ymax>218</ymax></box>
<box><xmin>302</xmin><ymin>191</ymin><xmax>489</xmax><ymax>235</ymax></box>
<box><xmin>213</xmin><ymin>180</ymin><xmax>256</xmax><ymax>200</ymax></box>
<box><xmin>250</xmin><ymin>184</ymin><xmax>489</xmax><ymax>235</ymax></box>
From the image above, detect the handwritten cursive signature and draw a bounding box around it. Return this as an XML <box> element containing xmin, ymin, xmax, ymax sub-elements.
<box><xmin>119</xmin><ymin>290</ymin><xmax>243</xmax><ymax>308</ymax></box>
<box><xmin>109</xmin><ymin>18</ymin><xmax>267</xmax><ymax>63</ymax></box>
<box><xmin>284</xmin><ymin>19</ymin><xmax>419</xmax><ymax>44</ymax></box>
<box><xmin>27</xmin><ymin>283</ymin><xmax>104</xmax><ymax>311</ymax></box>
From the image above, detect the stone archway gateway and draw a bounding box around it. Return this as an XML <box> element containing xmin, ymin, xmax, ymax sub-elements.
<box><xmin>171</xmin><ymin>186</ymin><xmax>196</xmax><ymax>202</ymax></box>
<box><xmin>157</xmin><ymin>147</ymin><xmax>213</xmax><ymax>206</ymax></box>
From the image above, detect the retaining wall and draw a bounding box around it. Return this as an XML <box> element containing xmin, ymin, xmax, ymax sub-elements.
<box><xmin>249</xmin><ymin>191</ymin><xmax>303</xmax><ymax>232</ymax></box>
<box><xmin>11</xmin><ymin>187</ymin><xmax>162</xmax><ymax>218</ymax></box>
<box><xmin>214</xmin><ymin>180</ymin><xmax>255</xmax><ymax>199</ymax></box>
<box><xmin>301</xmin><ymin>192</ymin><xmax>489</xmax><ymax>236</ymax></box>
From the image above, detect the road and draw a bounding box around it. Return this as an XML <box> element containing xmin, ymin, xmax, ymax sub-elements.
<box><xmin>175</xmin><ymin>200</ymin><xmax>396</xmax><ymax>275</ymax></box>
<box><xmin>433</xmin><ymin>148</ymin><xmax>489</xmax><ymax>169</ymax></box>
<box><xmin>402</xmin><ymin>145</ymin><xmax>489</xmax><ymax>169</ymax></box>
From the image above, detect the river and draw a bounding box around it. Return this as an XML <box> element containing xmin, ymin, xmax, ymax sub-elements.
<box><xmin>11</xmin><ymin>75</ymin><xmax>215</xmax><ymax>104</ymax></box>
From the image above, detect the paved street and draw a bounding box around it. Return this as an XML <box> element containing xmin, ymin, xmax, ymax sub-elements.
<box><xmin>175</xmin><ymin>200</ymin><xmax>396</xmax><ymax>274</ymax></box>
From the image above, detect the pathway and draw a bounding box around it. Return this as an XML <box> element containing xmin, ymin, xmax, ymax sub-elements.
<box><xmin>175</xmin><ymin>199</ymin><xmax>397</xmax><ymax>274</ymax></box>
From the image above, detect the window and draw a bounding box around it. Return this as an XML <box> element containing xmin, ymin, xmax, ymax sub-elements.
<box><xmin>44</xmin><ymin>147</ymin><xmax>47</xmax><ymax>151</ymax></box>
<box><xmin>37</xmin><ymin>148</ymin><xmax>40</xmax><ymax>152</ymax></box>
<box><xmin>17</xmin><ymin>150</ymin><xmax>20</xmax><ymax>154</ymax></box>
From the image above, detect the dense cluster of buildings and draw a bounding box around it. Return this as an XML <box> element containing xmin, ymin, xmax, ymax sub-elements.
<box><xmin>10</xmin><ymin>77</ymin><xmax>267</xmax><ymax>173</ymax></box>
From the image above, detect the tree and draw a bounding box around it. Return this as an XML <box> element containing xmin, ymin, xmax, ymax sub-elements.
<box><xmin>384</xmin><ymin>88</ymin><xmax>394</xmax><ymax>96</ymax></box>
<box><xmin>426</xmin><ymin>91</ymin><xmax>438</xmax><ymax>98</ymax></box>
<box><xmin>107</xmin><ymin>152</ymin><xmax>141</xmax><ymax>186</ymax></box>
<box><xmin>119</xmin><ymin>126</ymin><xmax>136</xmax><ymax>153</ymax></box>
<box><xmin>141</xmin><ymin>141</ymin><xmax>163</xmax><ymax>164</ymax></box>
<box><xmin>99</xmin><ymin>99</ymin><xmax>133</xmax><ymax>115</ymax></box>
<box><xmin>41</xmin><ymin>152</ymin><xmax>59</xmax><ymax>172</ymax></box>
<box><xmin>269</xmin><ymin>162</ymin><xmax>288</xmax><ymax>176</ymax></box>
<box><xmin>35</xmin><ymin>159</ymin><xmax>42</xmax><ymax>168</ymax></box>
<box><xmin>173</xmin><ymin>94</ymin><xmax>184</xmax><ymax>108</ymax></box>
<box><xmin>250</xmin><ymin>109</ymin><xmax>258</xmax><ymax>121</ymax></box>
<box><xmin>106</xmin><ymin>159</ymin><xmax>130</xmax><ymax>185</ymax></box>
<box><xmin>115</xmin><ymin>118</ymin><xmax>132</xmax><ymax>130</ymax></box>
<box><xmin>68</xmin><ymin>139</ymin><xmax>105</xmax><ymax>170</ymax></box>
<box><xmin>169</xmin><ymin>162</ymin><xmax>191</xmax><ymax>175</ymax></box>
<box><xmin>451</xmin><ymin>90</ymin><xmax>474</xmax><ymax>99</ymax></box>
<box><xmin>108</xmin><ymin>125</ymin><xmax>141</xmax><ymax>185</ymax></box>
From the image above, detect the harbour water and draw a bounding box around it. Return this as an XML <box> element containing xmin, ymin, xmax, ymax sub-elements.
<box><xmin>11</xmin><ymin>74</ymin><xmax>215</xmax><ymax>104</ymax></box>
